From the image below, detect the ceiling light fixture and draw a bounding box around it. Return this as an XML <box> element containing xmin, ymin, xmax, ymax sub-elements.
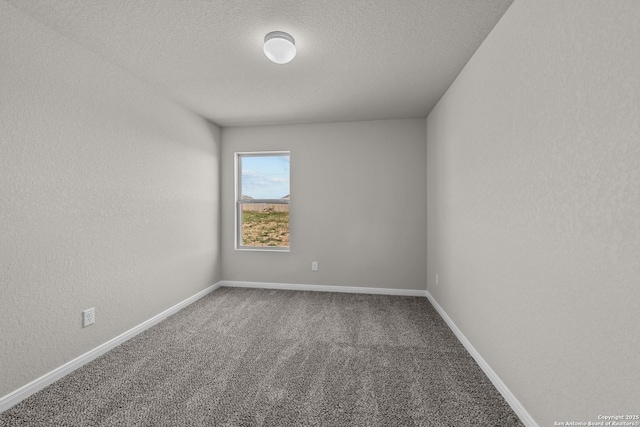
<box><xmin>263</xmin><ymin>31</ymin><xmax>296</xmax><ymax>64</ymax></box>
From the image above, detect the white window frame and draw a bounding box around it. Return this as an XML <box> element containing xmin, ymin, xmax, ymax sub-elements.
<box><xmin>234</xmin><ymin>151</ymin><xmax>291</xmax><ymax>252</ymax></box>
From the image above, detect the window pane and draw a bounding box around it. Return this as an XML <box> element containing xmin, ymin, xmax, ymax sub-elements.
<box><xmin>240</xmin><ymin>154</ymin><xmax>290</xmax><ymax>200</ymax></box>
<box><xmin>241</xmin><ymin>203</ymin><xmax>289</xmax><ymax>247</ymax></box>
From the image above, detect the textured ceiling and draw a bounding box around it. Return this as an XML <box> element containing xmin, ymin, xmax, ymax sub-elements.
<box><xmin>7</xmin><ymin>0</ymin><xmax>513</xmax><ymax>127</ymax></box>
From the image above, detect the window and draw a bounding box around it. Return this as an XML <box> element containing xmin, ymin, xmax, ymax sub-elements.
<box><xmin>235</xmin><ymin>152</ymin><xmax>290</xmax><ymax>251</ymax></box>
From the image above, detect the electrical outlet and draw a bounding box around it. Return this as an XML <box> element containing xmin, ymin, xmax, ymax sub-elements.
<box><xmin>435</xmin><ymin>274</ymin><xmax>439</xmax><ymax>286</ymax></box>
<box><xmin>83</xmin><ymin>307</ymin><xmax>95</xmax><ymax>328</ymax></box>
<box><xmin>311</xmin><ymin>261</ymin><xmax>318</xmax><ymax>271</ymax></box>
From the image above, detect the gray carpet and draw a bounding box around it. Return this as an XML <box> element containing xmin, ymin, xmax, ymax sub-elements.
<box><xmin>0</xmin><ymin>287</ymin><xmax>523</xmax><ymax>426</ymax></box>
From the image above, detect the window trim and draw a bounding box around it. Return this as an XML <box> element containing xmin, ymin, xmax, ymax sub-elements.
<box><xmin>234</xmin><ymin>151</ymin><xmax>291</xmax><ymax>252</ymax></box>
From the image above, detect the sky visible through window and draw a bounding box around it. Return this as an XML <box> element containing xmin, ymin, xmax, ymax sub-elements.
<box><xmin>241</xmin><ymin>154</ymin><xmax>290</xmax><ymax>199</ymax></box>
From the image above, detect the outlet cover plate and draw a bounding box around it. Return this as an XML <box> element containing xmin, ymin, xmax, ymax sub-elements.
<box><xmin>83</xmin><ymin>307</ymin><xmax>95</xmax><ymax>327</ymax></box>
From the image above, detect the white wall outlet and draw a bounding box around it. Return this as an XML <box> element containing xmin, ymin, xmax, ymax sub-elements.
<box><xmin>83</xmin><ymin>307</ymin><xmax>95</xmax><ymax>328</ymax></box>
<box><xmin>435</xmin><ymin>274</ymin><xmax>439</xmax><ymax>286</ymax></box>
<box><xmin>311</xmin><ymin>261</ymin><xmax>318</xmax><ymax>271</ymax></box>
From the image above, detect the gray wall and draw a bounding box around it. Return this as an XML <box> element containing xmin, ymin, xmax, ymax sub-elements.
<box><xmin>221</xmin><ymin>120</ymin><xmax>427</xmax><ymax>290</ymax></box>
<box><xmin>0</xmin><ymin>3</ymin><xmax>221</xmax><ymax>397</ymax></box>
<box><xmin>426</xmin><ymin>0</ymin><xmax>640</xmax><ymax>424</ymax></box>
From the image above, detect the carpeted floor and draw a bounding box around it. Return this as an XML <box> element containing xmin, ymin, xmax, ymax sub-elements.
<box><xmin>0</xmin><ymin>287</ymin><xmax>523</xmax><ymax>426</ymax></box>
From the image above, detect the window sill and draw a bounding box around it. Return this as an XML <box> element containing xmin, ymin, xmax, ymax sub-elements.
<box><xmin>235</xmin><ymin>247</ymin><xmax>290</xmax><ymax>253</ymax></box>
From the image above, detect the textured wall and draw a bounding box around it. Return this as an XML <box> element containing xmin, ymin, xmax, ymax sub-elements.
<box><xmin>221</xmin><ymin>120</ymin><xmax>427</xmax><ymax>290</ymax></box>
<box><xmin>0</xmin><ymin>2</ymin><xmax>221</xmax><ymax>397</ymax></box>
<box><xmin>426</xmin><ymin>0</ymin><xmax>640</xmax><ymax>424</ymax></box>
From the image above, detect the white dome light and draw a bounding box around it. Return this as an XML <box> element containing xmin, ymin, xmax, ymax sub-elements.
<box><xmin>263</xmin><ymin>31</ymin><xmax>296</xmax><ymax>64</ymax></box>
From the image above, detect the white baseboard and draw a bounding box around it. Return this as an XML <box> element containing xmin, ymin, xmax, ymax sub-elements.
<box><xmin>220</xmin><ymin>280</ymin><xmax>428</xmax><ymax>297</ymax></box>
<box><xmin>0</xmin><ymin>281</ymin><xmax>222</xmax><ymax>414</ymax></box>
<box><xmin>425</xmin><ymin>292</ymin><xmax>538</xmax><ymax>427</ymax></box>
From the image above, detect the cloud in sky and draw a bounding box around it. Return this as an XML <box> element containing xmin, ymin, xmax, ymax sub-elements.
<box><xmin>240</xmin><ymin>155</ymin><xmax>290</xmax><ymax>199</ymax></box>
